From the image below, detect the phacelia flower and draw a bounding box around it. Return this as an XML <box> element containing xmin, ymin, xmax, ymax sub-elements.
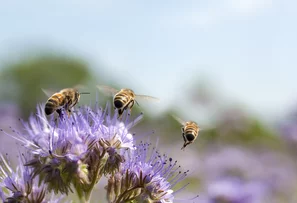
<box><xmin>0</xmin><ymin>153</ymin><xmax>65</xmax><ymax>203</ymax></box>
<box><xmin>106</xmin><ymin>142</ymin><xmax>194</xmax><ymax>203</ymax></box>
<box><xmin>1</xmin><ymin>103</ymin><xmax>143</xmax><ymax>200</ymax></box>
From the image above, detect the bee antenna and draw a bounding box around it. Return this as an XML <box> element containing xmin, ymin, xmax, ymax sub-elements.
<box><xmin>80</xmin><ymin>92</ymin><xmax>91</xmax><ymax>95</ymax></box>
<box><xmin>135</xmin><ymin>100</ymin><xmax>140</xmax><ymax>106</ymax></box>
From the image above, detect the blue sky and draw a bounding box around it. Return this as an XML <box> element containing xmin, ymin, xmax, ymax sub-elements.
<box><xmin>0</xmin><ymin>0</ymin><xmax>296</xmax><ymax>122</ymax></box>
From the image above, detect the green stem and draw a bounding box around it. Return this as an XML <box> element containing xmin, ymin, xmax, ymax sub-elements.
<box><xmin>83</xmin><ymin>191</ymin><xmax>92</xmax><ymax>203</ymax></box>
<box><xmin>115</xmin><ymin>186</ymin><xmax>143</xmax><ymax>203</ymax></box>
<box><xmin>80</xmin><ymin>196</ymin><xmax>90</xmax><ymax>203</ymax></box>
<box><xmin>83</xmin><ymin>150</ymin><xmax>106</xmax><ymax>202</ymax></box>
<box><xmin>84</xmin><ymin>174</ymin><xmax>102</xmax><ymax>203</ymax></box>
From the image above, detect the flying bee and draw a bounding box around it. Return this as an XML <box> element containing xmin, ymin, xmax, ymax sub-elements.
<box><xmin>43</xmin><ymin>87</ymin><xmax>89</xmax><ymax>117</ymax></box>
<box><xmin>172</xmin><ymin>115</ymin><xmax>200</xmax><ymax>150</ymax></box>
<box><xmin>97</xmin><ymin>85</ymin><xmax>159</xmax><ymax>118</ymax></box>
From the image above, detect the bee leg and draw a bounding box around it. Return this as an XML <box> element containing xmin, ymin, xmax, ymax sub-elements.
<box><xmin>181</xmin><ymin>141</ymin><xmax>191</xmax><ymax>150</ymax></box>
<box><xmin>181</xmin><ymin>140</ymin><xmax>186</xmax><ymax>150</ymax></box>
<box><xmin>56</xmin><ymin>109</ymin><xmax>66</xmax><ymax>120</ymax></box>
<box><xmin>67</xmin><ymin>109</ymin><xmax>72</xmax><ymax>117</ymax></box>
<box><xmin>56</xmin><ymin>109</ymin><xmax>62</xmax><ymax>117</ymax></box>
<box><xmin>182</xmin><ymin>132</ymin><xmax>187</xmax><ymax>142</ymax></box>
<box><xmin>129</xmin><ymin>100</ymin><xmax>134</xmax><ymax>113</ymax></box>
<box><xmin>181</xmin><ymin>144</ymin><xmax>187</xmax><ymax>150</ymax></box>
<box><xmin>64</xmin><ymin>102</ymin><xmax>72</xmax><ymax>117</ymax></box>
<box><xmin>117</xmin><ymin>109</ymin><xmax>123</xmax><ymax>119</ymax></box>
<box><xmin>181</xmin><ymin>140</ymin><xmax>192</xmax><ymax>150</ymax></box>
<box><xmin>181</xmin><ymin>127</ymin><xmax>187</xmax><ymax>142</ymax></box>
<box><xmin>127</xmin><ymin>108</ymin><xmax>132</xmax><ymax>116</ymax></box>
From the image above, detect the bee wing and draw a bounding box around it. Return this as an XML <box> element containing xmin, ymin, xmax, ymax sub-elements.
<box><xmin>135</xmin><ymin>94</ymin><xmax>160</xmax><ymax>102</ymax></box>
<box><xmin>96</xmin><ymin>85</ymin><xmax>119</xmax><ymax>97</ymax></box>
<box><xmin>73</xmin><ymin>84</ymin><xmax>86</xmax><ymax>91</ymax></box>
<box><xmin>71</xmin><ymin>84</ymin><xmax>91</xmax><ymax>95</ymax></box>
<box><xmin>171</xmin><ymin>114</ymin><xmax>186</xmax><ymax>125</ymax></box>
<box><xmin>200</xmin><ymin>126</ymin><xmax>216</xmax><ymax>131</ymax></box>
<box><xmin>41</xmin><ymin>88</ymin><xmax>57</xmax><ymax>98</ymax></box>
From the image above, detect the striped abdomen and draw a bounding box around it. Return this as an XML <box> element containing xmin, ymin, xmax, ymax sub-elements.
<box><xmin>183</xmin><ymin>122</ymin><xmax>199</xmax><ymax>141</ymax></box>
<box><xmin>113</xmin><ymin>89</ymin><xmax>135</xmax><ymax>110</ymax></box>
<box><xmin>45</xmin><ymin>93</ymin><xmax>66</xmax><ymax>115</ymax></box>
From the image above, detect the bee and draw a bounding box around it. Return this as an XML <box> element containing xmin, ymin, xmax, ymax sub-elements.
<box><xmin>97</xmin><ymin>85</ymin><xmax>159</xmax><ymax>118</ymax></box>
<box><xmin>43</xmin><ymin>87</ymin><xmax>89</xmax><ymax>117</ymax></box>
<box><xmin>172</xmin><ymin>115</ymin><xmax>200</xmax><ymax>150</ymax></box>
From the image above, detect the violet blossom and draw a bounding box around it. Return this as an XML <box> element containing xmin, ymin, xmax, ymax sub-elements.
<box><xmin>0</xmin><ymin>102</ymin><xmax>194</xmax><ymax>202</ymax></box>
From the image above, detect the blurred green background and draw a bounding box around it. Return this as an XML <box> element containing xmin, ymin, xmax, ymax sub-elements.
<box><xmin>0</xmin><ymin>52</ymin><xmax>295</xmax><ymax>202</ymax></box>
<box><xmin>1</xmin><ymin>1</ymin><xmax>297</xmax><ymax>202</ymax></box>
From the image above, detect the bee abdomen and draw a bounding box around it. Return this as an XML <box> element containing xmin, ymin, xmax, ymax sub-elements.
<box><xmin>185</xmin><ymin>133</ymin><xmax>195</xmax><ymax>141</ymax></box>
<box><xmin>45</xmin><ymin>94</ymin><xmax>61</xmax><ymax>115</ymax></box>
<box><xmin>114</xmin><ymin>94</ymin><xmax>127</xmax><ymax>108</ymax></box>
<box><xmin>45</xmin><ymin>102</ymin><xmax>56</xmax><ymax>115</ymax></box>
<box><xmin>184</xmin><ymin>126</ymin><xmax>198</xmax><ymax>137</ymax></box>
<box><xmin>114</xmin><ymin>99</ymin><xmax>123</xmax><ymax>108</ymax></box>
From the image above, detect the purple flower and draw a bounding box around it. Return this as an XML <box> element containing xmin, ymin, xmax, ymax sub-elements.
<box><xmin>1</xmin><ymin>100</ymin><xmax>197</xmax><ymax>202</ymax></box>
<box><xmin>207</xmin><ymin>177</ymin><xmax>267</xmax><ymax>203</ymax></box>
<box><xmin>191</xmin><ymin>146</ymin><xmax>297</xmax><ymax>202</ymax></box>
<box><xmin>0</xmin><ymin>154</ymin><xmax>65</xmax><ymax>203</ymax></box>
<box><xmin>1</xmin><ymin>103</ymin><xmax>143</xmax><ymax>200</ymax></box>
<box><xmin>279</xmin><ymin>119</ymin><xmax>297</xmax><ymax>143</ymax></box>
<box><xmin>106</xmin><ymin>142</ymin><xmax>195</xmax><ymax>203</ymax></box>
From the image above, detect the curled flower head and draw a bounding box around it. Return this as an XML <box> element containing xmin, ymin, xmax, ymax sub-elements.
<box><xmin>98</xmin><ymin>110</ymin><xmax>141</xmax><ymax>151</ymax></box>
<box><xmin>1</xmin><ymin>103</ymin><xmax>143</xmax><ymax>198</ymax></box>
<box><xmin>1</xmin><ymin>99</ymin><xmax>197</xmax><ymax>202</ymax></box>
<box><xmin>98</xmin><ymin>124</ymin><xmax>131</xmax><ymax>149</ymax></box>
<box><xmin>98</xmin><ymin>109</ymin><xmax>143</xmax><ymax>175</ymax></box>
<box><xmin>106</xmin><ymin>142</ymin><xmax>194</xmax><ymax>203</ymax></box>
<box><xmin>0</xmin><ymin>154</ymin><xmax>64</xmax><ymax>203</ymax></box>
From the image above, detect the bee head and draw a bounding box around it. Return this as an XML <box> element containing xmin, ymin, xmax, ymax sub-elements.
<box><xmin>78</xmin><ymin>91</ymin><xmax>90</xmax><ymax>100</ymax></box>
<box><xmin>75</xmin><ymin>90</ymin><xmax>80</xmax><ymax>100</ymax></box>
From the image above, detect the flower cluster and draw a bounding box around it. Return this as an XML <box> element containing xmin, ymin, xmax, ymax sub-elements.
<box><xmin>0</xmin><ymin>153</ymin><xmax>65</xmax><ymax>203</ymax></box>
<box><xmin>106</xmin><ymin>142</ymin><xmax>190</xmax><ymax>203</ymax></box>
<box><xmin>0</xmin><ymin>103</ymin><xmax>195</xmax><ymax>202</ymax></box>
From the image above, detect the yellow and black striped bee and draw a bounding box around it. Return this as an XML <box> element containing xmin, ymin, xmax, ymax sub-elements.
<box><xmin>172</xmin><ymin>115</ymin><xmax>200</xmax><ymax>150</ymax></box>
<box><xmin>43</xmin><ymin>87</ymin><xmax>88</xmax><ymax>117</ymax></box>
<box><xmin>97</xmin><ymin>85</ymin><xmax>159</xmax><ymax>118</ymax></box>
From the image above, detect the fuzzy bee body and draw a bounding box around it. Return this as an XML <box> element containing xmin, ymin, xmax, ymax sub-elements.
<box><xmin>44</xmin><ymin>88</ymin><xmax>80</xmax><ymax>116</ymax></box>
<box><xmin>113</xmin><ymin>88</ymin><xmax>136</xmax><ymax>116</ymax></box>
<box><xmin>97</xmin><ymin>85</ymin><xmax>159</xmax><ymax>118</ymax></box>
<box><xmin>172</xmin><ymin>115</ymin><xmax>200</xmax><ymax>150</ymax></box>
<box><xmin>181</xmin><ymin>121</ymin><xmax>199</xmax><ymax>150</ymax></box>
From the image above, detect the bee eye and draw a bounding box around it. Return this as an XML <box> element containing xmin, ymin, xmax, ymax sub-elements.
<box><xmin>185</xmin><ymin>134</ymin><xmax>195</xmax><ymax>141</ymax></box>
<box><xmin>114</xmin><ymin>100</ymin><xmax>123</xmax><ymax>108</ymax></box>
